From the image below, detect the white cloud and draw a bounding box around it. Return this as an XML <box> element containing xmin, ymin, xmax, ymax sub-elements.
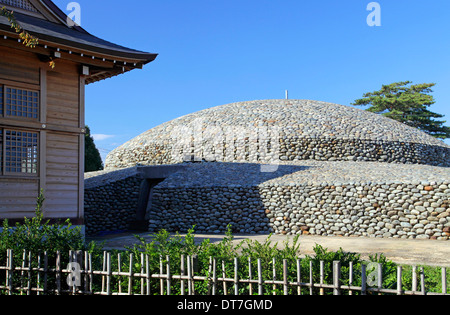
<box><xmin>92</xmin><ymin>134</ymin><xmax>115</xmax><ymax>141</ymax></box>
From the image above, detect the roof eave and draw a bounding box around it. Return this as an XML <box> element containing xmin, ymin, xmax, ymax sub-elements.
<box><xmin>0</xmin><ymin>21</ymin><xmax>158</xmax><ymax>64</ymax></box>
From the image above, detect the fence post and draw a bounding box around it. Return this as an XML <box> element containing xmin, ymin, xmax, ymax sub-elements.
<box><xmin>377</xmin><ymin>263</ymin><xmax>383</xmax><ymax>295</ymax></box>
<box><xmin>42</xmin><ymin>252</ymin><xmax>49</xmax><ymax>295</ymax></box>
<box><xmin>181</xmin><ymin>255</ymin><xmax>185</xmax><ymax>295</ymax></box>
<box><xmin>296</xmin><ymin>259</ymin><xmax>302</xmax><ymax>296</ymax></box>
<box><xmin>348</xmin><ymin>262</ymin><xmax>353</xmax><ymax>296</ymax></box>
<box><xmin>212</xmin><ymin>258</ymin><xmax>217</xmax><ymax>296</ymax></box>
<box><xmin>166</xmin><ymin>255</ymin><xmax>171</xmax><ymax>296</ymax></box>
<box><xmin>442</xmin><ymin>268</ymin><xmax>447</xmax><ymax>294</ymax></box>
<box><xmin>412</xmin><ymin>266</ymin><xmax>417</xmax><ymax>293</ymax></box>
<box><xmin>397</xmin><ymin>266</ymin><xmax>403</xmax><ymax>295</ymax></box>
<box><xmin>159</xmin><ymin>255</ymin><xmax>164</xmax><ymax>295</ymax></box>
<box><xmin>257</xmin><ymin>259</ymin><xmax>263</xmax><ymax>296</ymax></box>
<box><xmin>187</xmin><ymin>256</ymin><xmax>192</xmax><ymax>296</ymax></box>
<box><xmin>319</xmin><ymin>261</ymin><xmax>324</xmax><ymax>295</ymax></box>
<box><xmin>27</xmin><ymin>251</ymin><xmax>32</xmax><ymax>295</ymax></box>
<box><xmin>141</xmin><ymin>254</ymin><xmax>145</xmax><ymax>295</ymax></box>
<box><xmin>420</xmin><ymin>267</ymin><xmax>426</xmax><ymax>295</ymax></box>
<box><xmin>37</xmin><ymin>252</ymin><xmax>48</xmax><ymax>295</ymax></box>
<box><xmin>333</xmin><ymin>261</ymin><xmax>341</xmax><ymax>295</ymax></box>
<box><xmin>222</xmin><ymin>260</ymin><xmax>227</xmax><ymax>295</ymax></box>
<box><xmin>283</xmin><ymin>259</ymin><xmax>288</xmax><ymax>296</ymax></box>
<box><xmin>248</xmin><ymin>257</ymin><xmax>253</xmax><ymax>296</ymax></box>
<box><xmin>101</xmin><ymin>251</ymin><xmax>106</xmax><ymax>293</ymax></box>
<box><xmin>192</xmin><ymin>256</ymin><xmax>197</xmax><ymax>295</ymax></box>
<box><xmin>117</xmin><ymin>253</ymin><xmax>122</xmax><ymax>295</ymax></box>
<box><xmin>55</xmin><ymin>251</ymin><xmax>61</xmax><ymax>295</ymax></box>
<box><xmin>88</xmin><ymin>253</ymin><xmax>93</xmax><ymax>294</ymax></box>
<box><xmin>272</xmin><ymin>258</ymin><xmax>276</xmax><ymax>295</ymax></box>
<box><xmin>206</xmin><ymin>257</ymin><xmax>212</xmax><ymax>295</ymax></box>
<box><xmin>6</xmin><ymin>249</ymin><xmax>13</xmax><ymax>295</ymax></box>
<box><xmin>20</xmin><ymin>250</ymin><xmax>26</xmax><ymax>295</ymax></box>
<box><xmin>106</xmin><ymin>252</ymin><xmax>112</xmax><ymax>296</ymax></box>
<box><xmin>69</xmin><ymin>250</ymin><xmax>82</xmax><ymax>295</ymax></box>
<box><xmin>146</xmin><ymin>255</ymin><xmax>151</xmax><ymax>296</ymax></box>
<box><xmin>128</xmin><ymin>253</ymin><xmax>134</xmax><ymax>295</ymax></box>
<box><xmin>234</xmin><ymin>257</ymin><xmax>239</xmax><ymax>295</ymax></box>
<box><xmin>361</xmin><ymin>264</ymin><xmax>367</xmax><ymax>296</ymax></box>
<box><xmin>68</xmin><ymin>250</ymin><xmax>74</xmax><ymax>295</ymax></box>
<box><xmin>84</xmin><ymin>251</ymin><xmax>89</xmax><ymax>295</ymax></box>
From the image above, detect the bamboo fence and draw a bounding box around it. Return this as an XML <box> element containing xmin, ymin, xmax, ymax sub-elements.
<box><xmin>0</xmin><ymin>249</ymin><xmax>448</xmax><ymax>296</ymax></box>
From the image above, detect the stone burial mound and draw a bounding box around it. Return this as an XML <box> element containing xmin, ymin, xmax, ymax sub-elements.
<box><xmin>105</xmin><ymin>99</ymin><xmax>450</xmax><ymax>169</ymax></box>
<box><xmin>85</xmin><ymin>100</ymin><xmax>450</xmax><ymax>239</ymax></box>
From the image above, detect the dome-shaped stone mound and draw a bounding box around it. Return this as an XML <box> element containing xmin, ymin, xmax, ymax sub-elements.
<box><xmin>105</xmin><ymin>100</ymin><xmax>450</xmax><ymax>169</ymax></box>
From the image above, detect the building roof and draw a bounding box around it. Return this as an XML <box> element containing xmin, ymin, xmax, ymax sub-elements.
<box><xmin>0</xmin><ymin>0</ymin><xmax>157</xmax><ymax>83</ymax></box>
<box><xmin>0</xmin><ymin>12</ymin><xmax>158</xmax><ymax>61</ymax></box>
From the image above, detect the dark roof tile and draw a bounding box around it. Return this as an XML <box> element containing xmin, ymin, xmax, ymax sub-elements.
<box><xmin>0</xmin><ymin>11</ymin><xmax>157</xmax><ymax>63</ymax></box>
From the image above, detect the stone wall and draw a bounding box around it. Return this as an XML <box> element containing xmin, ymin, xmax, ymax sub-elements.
<box><xmin>149</xmin><ymin>181</ymin><xmax>450</xmax><ymax>240</ymax></box>
<box><xmin>84</xmin><ymin>168</ymin><xmax>143</xmax><ymax>236</ymax></box>
<box><xmin>105</xmin><ymin>137</ymin><xmax>450</xmax><ymax>170</ymax></box>
<box><xmin>84</xmin><ymin>162</ymin><xmax>450</xmax><ymax>240</ymax></box>
<box><xmin>278</xmin><ymin>137</ymin><xmax>450</xmax><ymax>167</ymax></box>
<box><xmin>148</xmin><ymin>186</ymin><xmax>271</xmax><ymax>234</ymax></box>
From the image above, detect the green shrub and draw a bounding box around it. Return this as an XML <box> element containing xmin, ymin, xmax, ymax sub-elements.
<box><xmin>123</xmin><ymin>226</ymin><xmax>367</xmax><ymax>295</ymax></box>
<box><xmin>0</xmin><ymin>190</ymin><xmax>99</xmax><ymax>255</ymax></box>
<box><xmin>0</xmin><ymin>190</ymin><xmax>103</xmax><ymax>295</ymax></box>
<box><xmin>1</xmin><ymin>209</ymin><xmax>447</xmax><ymax>295</ymax></box>
<box><xmin>121</xmin><ymin>226</ymin><xmax>449</xmax><ymax>295</ymax></box>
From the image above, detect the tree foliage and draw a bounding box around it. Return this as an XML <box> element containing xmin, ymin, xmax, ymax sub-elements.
<box><xmin>85</xmin><ymin>126</ymin><xmax>104</xmax><ymax>172</ymax></box>
<box><xmin>352</xmin><ymin>81</ymin><xmax>450</xmax><ymax>139</ymax></box>
<box><xmin>1</xmin><ymin>6</ymin><xmax>56</xmax><ymax>68</ymax></box>
<box><xmin>0</xmin><ymin>6</ymin><xmax>39</xmax><ymax>47</ymax></box>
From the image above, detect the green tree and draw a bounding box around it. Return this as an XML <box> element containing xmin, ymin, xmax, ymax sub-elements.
<box><xmin>352</xmin><ymin>81</ymin><xmax>450</xmax><ymax>139</ymax></box>
<box><xmin>85</xmin><ymin>126</ymin><xmax>104</xmax><ymax>172</ymax></box>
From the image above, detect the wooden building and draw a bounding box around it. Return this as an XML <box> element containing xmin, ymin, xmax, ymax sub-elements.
<box><xmin>0</xmin><ymin>0</ymin><xmax>157</xmax><ymax>229</ymax></box>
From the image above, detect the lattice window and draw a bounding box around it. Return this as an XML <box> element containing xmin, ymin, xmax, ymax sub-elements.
<box><xmin>4</xmin><ymin>86</ymin><xmax>39</xmax><ymax>120</ymax></box>
<box><xmin>0</xmin><ymin>0</ymin><xmax>38</xmax><ymax>13</ymax></box>
<box><xmin>4</xmin><ymin>129</ymin><xmax>38</xmax><ymax>175</ymax></box>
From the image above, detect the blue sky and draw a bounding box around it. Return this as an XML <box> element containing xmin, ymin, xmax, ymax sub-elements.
<box><xmin>53</xmin><ymin>0</ymin><xmax>450</xmax><ymax>161</ymax></box>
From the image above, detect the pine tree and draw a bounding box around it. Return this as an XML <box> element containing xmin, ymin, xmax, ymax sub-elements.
<box><xmin>352</xmin><ymin>81</ymin><xmax>450</xmax><ymax>139</ymax></box>
<box><xmin>84</xmin><ymin>126</ymin><xmax>104</xmax><ymax>172</ymax></box>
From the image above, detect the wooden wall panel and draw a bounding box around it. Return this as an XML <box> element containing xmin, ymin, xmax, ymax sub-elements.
<box><xmin>0</xmin><ymin>46</ymin><xmax>83</xmax><ymax>222</ymax></box>
<box><xmin>44</xmin><ymin>61</ymin><xmax>82</xmax><ymax>220</ymax></box>
<box><xmin>45</xmin><ymin>132</ymin><xmax>80</xmax><ymax>218</ymax></box>
<box><xmin>0</xmin><ymin>46</ymin><xmax>40</xmax><ymax>85</ymax></box>
<box><xmin>0</xmin><ymin>46</ymin><xmax>40</xmax><ymax>220</ymax></box>
<box><xmin>46</xmin><ymin>62</ymin><xmax>80</xmax><ymax>128</ymax></box>
<box><xmin>0</xmin><ymin>179</ymin><xmax>39</xmax><ymax>219</ymax></box>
